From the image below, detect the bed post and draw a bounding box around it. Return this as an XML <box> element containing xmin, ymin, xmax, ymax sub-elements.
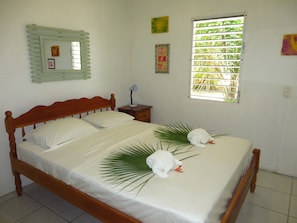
<box><xmin>110</xmin><ymin>93</ymin><xmax>115</xmax><ymax>110</ymax></box>
<box><xmin>5</xmin><ymin>111</ymin><xmax>22</xmax><ymax>196</ymax></box>
<box><xmin>250</xmin><ymin>148</ymin><xmax>260</xmax><ymax>192</ymax></box>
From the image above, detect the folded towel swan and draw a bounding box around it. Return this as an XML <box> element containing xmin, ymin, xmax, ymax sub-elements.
<box><xmin>146</xmin><ymin>150</ymin><xmax>182</xmax><ymax>178</ymax></box>
<box><xmin>187</xmin><ymin>128</ymin><xmax>214</xmax><ymax>147</ymax></box>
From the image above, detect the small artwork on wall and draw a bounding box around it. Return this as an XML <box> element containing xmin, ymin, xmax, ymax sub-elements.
<box><xmin>51</xmin><ymin>45</ymin><xmax>60</xmax><ymax>57</ymax></box>
<box><xmin>48</xmin><ymin>58</ymin><xmax>55</xmax><ymax>69</ymax></box>
<box><xmin>155</xmin><ymin>44</ymin><xmax>169</xmax><ymax>73</ymax></box>
<box><xmin>151</xmin><ymin>16</ymin><xmax>169</xmax><ymax>34</ymax></box>
<box><xmin>281</xmin><ymin>34</ymin><xmax>297</xmax><ymax>55</ymax></box>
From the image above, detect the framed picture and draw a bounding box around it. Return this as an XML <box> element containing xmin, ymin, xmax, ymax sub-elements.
<box><xmin>151</xmin><ymin>16</ymin><xmax>169</xmax><ymax>33</ymax></box>
<box><xmin>48</xmin><ymin>58</ymin><xmax>55</xmax><ymax>69</ymax></box>
<box><xmin>155</xmin><ymin>44</ymin><xmax>169</xmax><ymax>73</ymax></box>
<box><xmin>51</xmin><ymin>45</ymin><xmax>60</xmax><ymax>57</ymax></box>
<box><xmin>281</xmin><ymin>34</ymin><xmax>297</xmax><ymax>55</ymax></box>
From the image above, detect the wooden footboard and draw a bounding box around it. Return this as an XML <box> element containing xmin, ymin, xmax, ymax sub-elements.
<box><xmin>4</xmin><ymin>94</ymin><xmax>260</xmax><ymax>223</ymax></box>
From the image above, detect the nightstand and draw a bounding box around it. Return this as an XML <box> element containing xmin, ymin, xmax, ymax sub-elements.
<box><xmin>118</xmin><ymin>105</ymin><xmax>152</xmax><ymax>123</ymax></box>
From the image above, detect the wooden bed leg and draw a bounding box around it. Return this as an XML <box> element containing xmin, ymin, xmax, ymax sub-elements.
<box><xmin>250</xmin><ymin>149</ymin><xmax>260</xmax><ymax>193</ymax></box>
<box><xmin>250</xmin><ymin>174</ymin><xmax>257</xmax><ymax>192</ymax></box>
<box><xmin>14</xmin><ymin>172</ymin><xmax>22</xmax><ymax>196</ymax></box>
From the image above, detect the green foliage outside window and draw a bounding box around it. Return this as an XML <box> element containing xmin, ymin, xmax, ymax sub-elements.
<box><xmin>191</xmin><ymin>16</ymin><xmax>245</xmax><ymax>103</ymax></box>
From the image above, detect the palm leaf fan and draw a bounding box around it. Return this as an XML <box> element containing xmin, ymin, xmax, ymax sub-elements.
<box><xmin>100</xmin><ymin>141</ymin><xmax>199</xmax><ymax>194</ymax></box>
<box><xmin>100</xmin><ymin>143</ymin><xmax>155</xmax><ymax>194</ymax></box>
<box><xmin>154</xmin><ymin>123</ymin><xmax>193</xmax><ymax>145</ymax></box>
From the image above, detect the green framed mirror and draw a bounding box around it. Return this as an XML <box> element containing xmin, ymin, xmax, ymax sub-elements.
<box><xmin>27</xmin><ymin>24</ymin><xmax>91</xmax><ymax>83</ymax></box>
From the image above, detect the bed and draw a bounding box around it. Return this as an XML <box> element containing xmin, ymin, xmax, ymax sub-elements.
<box><xmin>4</xmin><ymin>93</ymin><xmax>260</xmax><ymax>223</ymax></box>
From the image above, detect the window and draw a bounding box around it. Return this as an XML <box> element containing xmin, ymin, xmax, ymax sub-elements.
<box><xmin>190</xmin><ymin>15</ymin><xmax>245</xmax><ymax>103</ymax></box>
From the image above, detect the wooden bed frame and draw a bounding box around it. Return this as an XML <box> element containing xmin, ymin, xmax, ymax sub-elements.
<box><xmin>4</xmin><ymin>93</ymin><xmax>260</xmax><ymax>223</ymax></box>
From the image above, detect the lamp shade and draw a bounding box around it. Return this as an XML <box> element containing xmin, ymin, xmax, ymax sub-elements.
<box><xmin>129</xmin><ymin>85</ymin><xmax>138</xmax><ymax>92</ymax></box>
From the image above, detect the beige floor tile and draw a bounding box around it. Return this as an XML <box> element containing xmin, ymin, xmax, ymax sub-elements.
<box><xmin>0</xmin><ymin>194</ymin><xmax>41</xmax><ymax>222</ymax></box>
<box><xmin>236</xmin><ymin>202</ymin><xmax>288</xmax><ymax>223</ymax></box>
<box><xmin>292</xmin><ymin>178</ymin><xmax>297</xmax><ymax>196</ymax></box>
<box><xmin>0</xmin><ymin>214</ymin><xmax>12</xmax><ymax>223</ymax></box>
<box><xmin>24</xmin><ymin>183</ymin><xmax>59</xmax><ymax>205</ymax></box>
<box><xmin>245</xmin><ymin>186</ymin><xmax>290</xmax><ymax>215</ymax></box>
<box><xmin>16</xmin><ymin>207</ymin><xmax>67</xmax><ymax>223</ymax></box>
<box><xmin>0</xmin><ymin>191</ymin><xmax>17</xmax><ymax>204</ymax></box>
<box><xmin>46</xmin><ymin>198</ymin><xmax>83</xmax><ymax>221</ymax></box>
<box><xmin>72</xmin><ymin>213</ymin><xmax>104</xmax><ymax>223</ymax></box>
<box><xmin>258</xmin><ymin>169</ymin><xmax>293</xmax><ymax>193</ymax></box>
<box><xmin>290</xmin><ymin>195</ymin><xmax>297</xmax><ymax>218</ymax></box>
<box><xmin>289</xmin><ymin>217</ymin><xmax>297</xmax><ymax>223</ymax></box>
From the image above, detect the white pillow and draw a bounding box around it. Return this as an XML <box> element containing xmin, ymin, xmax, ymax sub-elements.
<box><xmin>83</xmin><ymin>110</ymin><xmax>134</xmax><ymax>128</ymax></box>
<box><xmin>25</xmin><ymin>118</ymin><xmax>98</xmax><ymax>149</ymax></box>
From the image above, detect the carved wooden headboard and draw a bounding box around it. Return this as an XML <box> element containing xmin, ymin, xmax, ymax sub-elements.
<box><xmin>5</xmin><ymin>94</ymin><xmax>115</xmax><ymax>159</ymax></box>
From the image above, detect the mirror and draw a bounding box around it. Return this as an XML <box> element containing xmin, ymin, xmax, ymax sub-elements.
<box><xmin>27</xmin><ymin>24</ymin><xmax>91</xmax><ymax>83</ymax></box>
<box><xmin>42</xmin><ymin>38</ymin><xmax>81</xmax><ymax>70</ymax></box>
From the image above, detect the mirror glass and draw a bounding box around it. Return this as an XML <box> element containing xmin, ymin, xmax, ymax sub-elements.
<box><xmin>42</xmin><ymin>39</ymin><xmax>81</xmax><ymax>70</ymax></box>
<box><xmin>27</xmin><ymin>24</ymin><xmax>91</xmax><ymax>83</ymax></box>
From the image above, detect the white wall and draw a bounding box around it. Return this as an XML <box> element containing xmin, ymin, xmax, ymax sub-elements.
<box><xmin>0</xmin><ymin>0</ymin><xmax>133</xmax><ymax>196</ymax></box>
<box><xmin>130</xmin><ymin>0</ymin><xmax>297</xmax><ymax>176</ymax></box>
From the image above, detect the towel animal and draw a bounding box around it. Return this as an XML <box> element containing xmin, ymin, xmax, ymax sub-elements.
<box><xmin>146</xmin><ymin>150</ymin><xmax>182</xmax><ymax>178</ymax></box>
<box><xmin>187</xmin><ymin>128</ymin><xmax>214</xmax><ymax>147</ymax></box>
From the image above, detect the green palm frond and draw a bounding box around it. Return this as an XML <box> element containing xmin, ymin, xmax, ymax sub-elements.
<box><xmin>100</xmin><ymin>141</ymin><xmax>198</xmax><ymax>195</ymax></box>
<box><xmin>101</xmin><ymin>143</ymin><xmax>155</xmax><ymax>194</ymax></box>
<box><xmin>154</xmin><ymin>123</ymin><xmax>226</xmax><ymax>145</ymax></box>
<box><xmin>154</xmin><ymin>123</ymin><xmax>194</xmax><ymax>145</ymax></box>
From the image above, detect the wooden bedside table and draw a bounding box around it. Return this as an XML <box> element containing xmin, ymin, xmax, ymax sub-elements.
<box><xmin>118</xmin><ymin>105</ymin><xmax>152</xmax><ymax>123</ymax></box>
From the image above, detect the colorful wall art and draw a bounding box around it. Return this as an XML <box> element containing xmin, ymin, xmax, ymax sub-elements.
<box><xmin>151</xmin><ymin>16</ymin><xmax>169</xmax><ymax>33</ymax></box>
<box><xmin>155</xmin><ymin>44</ymin><xmax>169</xmax><ymax>73</ymax></box>
<box><xmin>281</xmin><ymin>34</ymin><xmax>297</xmax><ymax>55</ymax></box>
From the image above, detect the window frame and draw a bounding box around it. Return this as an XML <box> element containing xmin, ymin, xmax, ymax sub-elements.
<box><xmin>189</xmin><ymin>15</ymin><xmax>246</xmax><ymax>103</ymax></box>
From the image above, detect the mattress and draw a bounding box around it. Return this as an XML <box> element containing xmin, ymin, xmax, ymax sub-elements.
<box><xmin>17</xmin><ymin>120</ymin><xmax>253</xmax><ymax>223</ymax></box>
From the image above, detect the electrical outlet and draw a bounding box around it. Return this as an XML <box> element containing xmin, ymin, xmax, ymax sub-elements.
<box><xmin>282</xmin><ymin>86</ymin><xmax>291</xmax><ymax>98</ymax></box>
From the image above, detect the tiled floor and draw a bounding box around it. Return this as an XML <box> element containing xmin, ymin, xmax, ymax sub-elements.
<box><xmin>236</xmin><ymin>170</ymin><xmax>297</xmax><ymax>223</ymax></box>
<box><xmin>0</xmin><ymin>170</ymin><xmax>296</xmax><ymax>223</ymax></box>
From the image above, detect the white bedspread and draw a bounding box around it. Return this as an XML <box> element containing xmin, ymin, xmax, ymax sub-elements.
<box><xmin>17</xmin><ymin>121</ymin><xmax>252</xmax><ymax>223</ymax></box>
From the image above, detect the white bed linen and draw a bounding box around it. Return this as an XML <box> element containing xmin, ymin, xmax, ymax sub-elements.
<box><xmin>17</xmin><ymin>121</ymin><xmax>253</xmax><ymax>223</ymax></box>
